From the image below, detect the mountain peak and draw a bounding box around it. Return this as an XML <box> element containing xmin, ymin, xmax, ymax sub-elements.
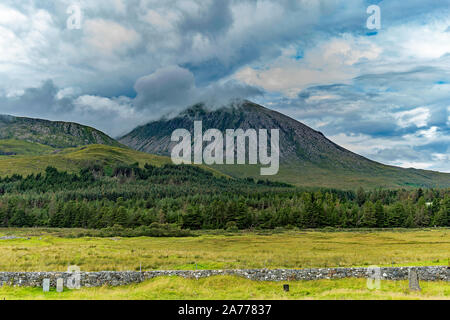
<box><xmin>119</xmin><ymin>101</ymin><xmax>450</xmax><ymax>188</ymax></box>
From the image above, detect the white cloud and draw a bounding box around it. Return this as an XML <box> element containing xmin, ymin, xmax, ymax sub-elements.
<box><xmin>235</xmin><ymin>35</ymin><xmax>382</xmax><ymax>97</ymax></box>
<box><xmin>447</xmin><ymin>106</ymin><xmax>450</xmax><ymax>126</ymax></box>
<box><xmin>73</xmin><ymin>95</ymin><xmax>135</xmax><ymax>120</ymax></box>
<box><xmin>327</xmin><ymin>127</ymin><xmax>450</xmax><ymax>173</ymax></box>
<box><xmin>412</xmin><ymin>126</ymin><xmax>439</xmax><ymax>139</ymax></box>
<box><xmin>397</xmin><ymin>22</ymin><xmax>450</xmax><ymax>60</ymax></box>
<box><xmin>390</xmin><ymin>161</ymin><xmax>434</xmax><ymax>170</ymax></box>
<box><xmin>141</xmin><ymin>9</ymin><xmax>178</xmax><ymax>32</ymax></box>
<box><xmin>84</xmin><ymin>19</ymin><xmax>141</xmax><ymax>55</ymax></box>
<box><xmin>0</xmin><ymin>4</ymin><xmax>27</xmax><ymax>28</ymax></box>
<box><xmin>394</xmin><ymin>107</ymin><xmax>430</xmax><ymax>128</ymax></box>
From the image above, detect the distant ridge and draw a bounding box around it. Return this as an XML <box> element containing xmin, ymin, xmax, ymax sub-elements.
<box><xmin>0</xmin><ymin>114</ymin><xmax>121</xmax><ymax>149</ymax></box>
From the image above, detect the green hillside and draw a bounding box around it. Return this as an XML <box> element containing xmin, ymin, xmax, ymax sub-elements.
<box><xmin>212</xmin><ymin>162</ymin><xmax>450</xmax><ymax>190</ymax></box>
<box><xmin>0</xmin><ymin>115</ymin><xmax>121</xmax><ymax>149</ymax></box>
<box><xmin>0</xmin><ymin>139</ymin><xmax>55</xmax><ymax>156</ymax></box>
<box><xmin>0</xmin><ymin>143</ymin><xmax>225</xmax><ymax>178</ymax></box>
<box><xmin>0</xmin><ymin>144</ymin><xmax>171</xmax><ymax>177</ymax></box>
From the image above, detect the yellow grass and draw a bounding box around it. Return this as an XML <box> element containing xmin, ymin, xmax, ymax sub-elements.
<box><xmin>0</xmin><ymin>229</ymin><xmax>448</xmax><ymax>272</ymax></box>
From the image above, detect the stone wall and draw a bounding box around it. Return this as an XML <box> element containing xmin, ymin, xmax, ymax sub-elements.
<box><xmin>0</xmin><ymin>266</ymin><xmax>448</xmax><ymax>288</ymax></box>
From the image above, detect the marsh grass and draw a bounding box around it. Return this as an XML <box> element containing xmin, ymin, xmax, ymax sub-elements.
<box><xmin>0</xmin><ymin>228</ymin><xmax>448</xmax><ymax>271</ymax></box>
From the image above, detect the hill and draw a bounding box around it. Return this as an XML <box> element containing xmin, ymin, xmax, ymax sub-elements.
<box><xmin>119</xmin><ymin>100</ymin><xmax>450</xmax><ymax>189</ymax></box>
<box><xmin>0</xmin><ymin>144</ymin><xmax>225</xmax><ymax>178</ymax></box>
<box><xmin>0</xmin><ymin>115</ymin><xmax>121</xmax><ymax>149</ymax></box>
<box><xmin>0</xmin><ymin>144</ymin><xmax>170</xmax><ymax>177</ymax></box>
<box><xmin>0</xmin><ymin>139</ymin><xmax>55</xmax><ymax>156</ymax></box>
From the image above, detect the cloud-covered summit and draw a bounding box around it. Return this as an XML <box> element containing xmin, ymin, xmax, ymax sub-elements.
<box><xmin>0</xmin><ymin>0</ymin><xmax>449</xmax><ymax>171</ymax></box>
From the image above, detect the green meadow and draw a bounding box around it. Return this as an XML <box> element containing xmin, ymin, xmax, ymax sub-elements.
<box><xmin>0</xmin><ymin>228</ymin><xmax>448</xmax><ymax>272</ymax></box>
<box><xmin>0</xmin><ymin>228</ymin><xmax>448</xmax><ymax>300</ymax></box>
<box><xmin>0</xmin><ymin>277</ymin><xmax>448</xmax><ymax>300</ymax></box>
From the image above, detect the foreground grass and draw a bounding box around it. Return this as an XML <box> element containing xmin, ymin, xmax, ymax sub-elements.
<box><xmin>0</xmin><ymin>228</ymin><xmax>448</xmax><ymax>271</ymax></box>
<box><xmin>0</xmin><ymin>276</ymin><xmax>448</xmax><ymax>300</ymax></box>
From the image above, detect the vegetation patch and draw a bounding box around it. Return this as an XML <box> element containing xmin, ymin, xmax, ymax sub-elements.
<box><xmin>0</xmin><ymin>229</ymin><xmax>448</xmax><ymax>272</ymax></box>
<box><xmin>0</xmin><ymin>277</ymin><xmax>448</xmax><ymax>300</ymax></box>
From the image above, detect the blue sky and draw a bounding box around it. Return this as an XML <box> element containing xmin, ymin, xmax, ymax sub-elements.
<box><xmin>0</xmin><ymin>0</ymin><xmax>449</xmax><ymax>172</ymax></box>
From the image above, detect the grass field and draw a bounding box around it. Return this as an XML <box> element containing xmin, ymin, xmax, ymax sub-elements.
<box><xmin>0</xmin><ymin>277</ymin><xmax>448</xmax><ymax>300</ymax></box>
<box><xmin>0</xmin><ymin>228</ymin><xmax>448</xmax><ymax>272</ymax></box>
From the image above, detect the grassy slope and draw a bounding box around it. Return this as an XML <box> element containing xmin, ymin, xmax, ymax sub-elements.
<box><xmin>211</xmin><ymin>162</ymin><xmax>450</xmax><ymax>189</ymax></box>
<box><xmin>0</xmin><ymin>229</ymin><xmax>448</xmax><ymax>272</ymax></box>
<box><xmin>0</xmin><ymin>277</ymin><xmax>448</xmax><ymax>300</ymax></box>
<box><xmin>1</xmin><ymin>139</ymin><xmax>445</xmax><ymax>189</ymax></box>
<box><xmin>0</xmin><ymin>139</ymin><xmax>55</xmax><ymax>156</ymax></box>
<box><xmin>0</xmin><ymin>115</ymin><xmax>122</xmax><ymax>149</ymax></box>
<box><xmin>0</xmin><ymin>143</ymin><xmax>225</xmax><ymax>178</ymax></box>
<box><xmin>0</xmin><ymin>144</ymin><xmax>172</xmax><ymax>177</ymax></box>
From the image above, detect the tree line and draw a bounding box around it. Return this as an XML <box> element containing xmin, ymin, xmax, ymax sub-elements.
<box><xmin>0</xmin><ymin>164</ymin><xmax>448</xmax><ymax>231</ymax></box>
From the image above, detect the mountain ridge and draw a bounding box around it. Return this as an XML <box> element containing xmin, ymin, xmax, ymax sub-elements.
<box><xmin>0</xmin><ymin>114</ymin><xmax>121</xmax><ymax>149</ymax></box>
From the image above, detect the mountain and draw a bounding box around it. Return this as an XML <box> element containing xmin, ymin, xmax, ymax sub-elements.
<box><xmin>0</xmin><ymin>115</ymin><xmax>121</xmax><ymax>150</ymax></box>
<box><xmin>119</xmin><ymin>100</ymin><xmax>450</xmax><ymax>189</ymax></box>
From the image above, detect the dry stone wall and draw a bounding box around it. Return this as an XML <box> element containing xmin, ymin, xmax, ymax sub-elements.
<box><xmin>0</xmin><ymin>266</ymin><xmax>447</xmax><ymax>288</ymax></box>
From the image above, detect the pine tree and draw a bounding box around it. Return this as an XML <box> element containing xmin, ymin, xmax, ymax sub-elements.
<box><xmin>356</xmin><ymin>187</ymin><xmax>366</xmax><ymax>206</ymax></box>
<box><xmin>375</xmin><ymin>200</ymin><xmax>385</xmax><ymax>227</ymax></box>
<box><xmin>115</xmin><ymin>206</ymin><xmax>128</xmax><ymax>227</ymax></box>
<box><xmin>360</xmin><ymin>201</ymin><xmax>377</xmax><ymax>227</ymax></box>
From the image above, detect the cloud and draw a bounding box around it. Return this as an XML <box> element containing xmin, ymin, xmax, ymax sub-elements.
<box><xmin>0</xmin><ymin>80</ymin><xmax>71</xmax><ymax>117</ymax></box>
<box><xmin>235</xmin><ymin>35</ymin><xmax>381</xmax><ymax>97</ymax></box>
<box><xmin>0</xmin><ymin>3</ymin><xmax>27</xmax><ymax>28</ymax></box>
<box><xmin>0</xmin><ymin>70</ymin><xmax>262</xmax><ymax>137</ymax></box>
<box><xmin>265</xmin><ymin>54</ymin><xmax>450</xmax><ymax>172</ymax></box>
<box><xmin>394</xmin><ymin>107</ymin><xmax>430</xmax><ymax>128</ymax></box>
<box><xmin>327</xmin><ymin>128</ymin><xmax>450</xmax><ymax>172</ymax></box>
<box><xmin>0</xmin><ymin>0</ymin><xmax>449</xmax><ymax>171</ymax></box>
<box><xmin>133</xmin><ymin>65</ymin><xmax>262</xmax><ymax>116</ymax></box>
<box><xmin>0</xmin><ymin>80</ymin><xmax>138</xmax><ymax>137</ymax></box>
<box><xmin>84</xmin><ymin>19</ymin><xmax>141</xmax><ymax>56</ymax></box>
<box><xmin>177</xmin><ymin>0</ymin><xmax>233</xmax><ymax>37</ymax></box>
<box><xmin>134</xmin><ymin>66</ymin><xmax>196</xmax><ymax>109</ymax></box>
